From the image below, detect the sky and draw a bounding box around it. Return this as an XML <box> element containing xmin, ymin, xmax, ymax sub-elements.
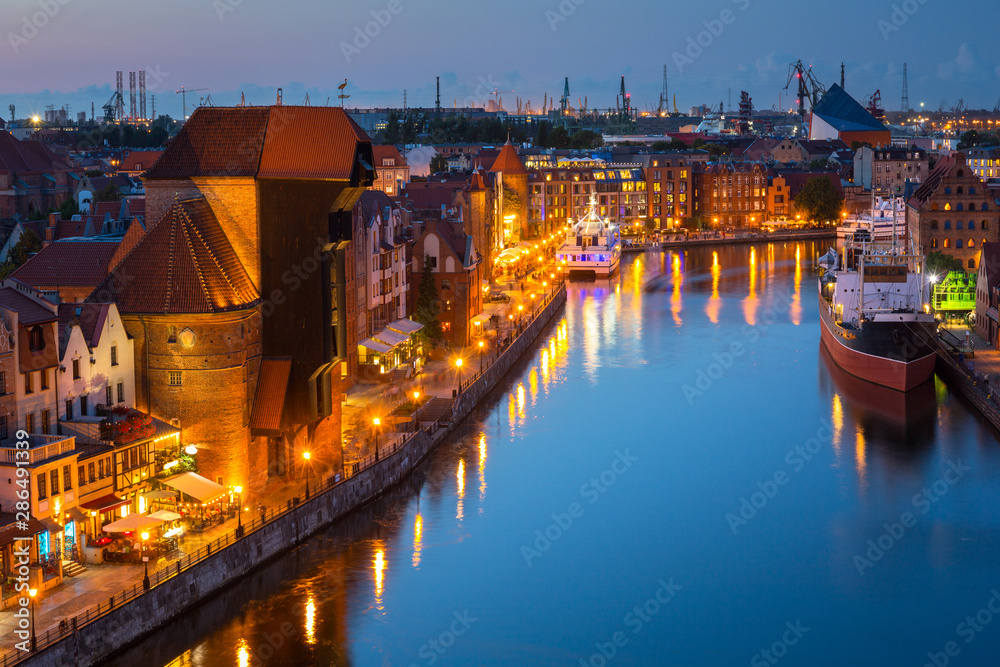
<box><xmin>2</xmin><ymin>0</ymin><xmax>998</xmax><ymax>122</ymax></box>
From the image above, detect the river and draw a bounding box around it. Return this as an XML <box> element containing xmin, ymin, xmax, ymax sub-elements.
<box><xmin>107</xmin><ymin>241</ymin><xmax>1000</xmax><ymax>666</ymax></box>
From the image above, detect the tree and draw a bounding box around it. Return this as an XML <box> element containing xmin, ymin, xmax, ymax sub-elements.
<box><xmin>793</xmin><ymin>177</ymin><xmax>843</xmax><ymax>222</ymax></box>
<box><xmin>651</xmin><ymin>139</ymin><xmax>688</xmax><ymax>151</ymax></box>
<box><xmin>547</xmin><ymin>126</ymin><xmax>570</xmax><ymax>149</ymax></box>
<box><xmin>429</xmin><ymin>153</ymin><xmax>448</xmax><ymax>174</ymax></box>
<box><xmin>850</xmin><ymin>141</ymin><xmax>873</xmax><ymax>151</ymax></box>
<box><xmin>84</xmin><ymin>168</ymin><xmax>104</xmax><ymax>178</ymax></box>
<box><xmin>95</xmin><ymin>183</ymin><xmax>122</xmax><ymax>203</ymax></box>
<box><xmin>414</xmin><ymin>256</ymin><xmax>442</xmax><ymax>342</ymax></box>
<box><xmin>57</xmin><ymin>196</ymin><xmax>79</xmax><ymax>219</ymax></box>
<box><xmin>957</xmin><ymin>130</ymin><xmax>981</xmax><ymax>150</ymax></box>
<box><xmin>926</xmin><ymin>251</ymin><xmax>965</xmax><ymax>277</ymax></box>
<box><xmin>0</xmin><ymin>229</ymin><xmax>42</xmax><ymax>279</ymax></box>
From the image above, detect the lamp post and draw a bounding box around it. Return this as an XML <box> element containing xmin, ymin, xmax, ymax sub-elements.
<box><xmin>28</xmin><ymin>588</ymin><xmax>37</xmax><ymax>651</ymax></box>
<box><xmin>303</xmin><ymin>452</ymin><xmax>311</xmax><ymax>499</ymax></box>
<box><xmin>141</xmin><ymin>531</ymin><xmax>150</xmax><ymax>590</ymax></box>
<box><xmin>412</xmin><ymin>391</ymin><xmax>420</xmax><ymax>427</ymax></box>
<box><xmin>235</xmin><ymin>486</ymin><xmax>243</xmax><ymax>536</ymax></box>
<box><xmin>373</xmin><ymin>417</ymin><xmax>381</xmax><ymax>461</ymax></box>
<box><xmin>455</xmin><ymin>357</ymin><xmax>464</xmax><ymax>393</ymax></box>
<box><xmin>478</xmin><ymin>340</ymin><xmax>485</xmax><ymax>372</ymax></box>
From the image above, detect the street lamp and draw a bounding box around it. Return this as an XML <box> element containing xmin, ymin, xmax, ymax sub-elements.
<box><xmin>141</xmin><ymin>531</ymin><xmax>150</xmax><ymax>590</ymax></box>
<box><xmin>29</xmin><ymin>588</ymin><xmax>37</xmax><ymax>650</ymax></box>
<box><xmin>478</xmin><ymin>340</ymin><xmax>485</xmax><ymax>372</ymax></box>
<box><xmin>303</xmin><ymin>452</ymin><xmax>311</xmax><ymax>499</ymax></box>
<box><xmin>373</xmin><ymin>417</ymin><xmax>381</xmax><ymax>461</ymax></box>
<box><xmin>235</xmin><ymin>486</ymin><xmax>243</xmax><ymax>536</ymax></box>
<box><xmin>455</xmin><ymin>357</ymin><xmax>464</xmax><ymax>392</ymax></box>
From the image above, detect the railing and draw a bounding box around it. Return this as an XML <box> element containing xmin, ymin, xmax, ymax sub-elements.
<box><xmin>0</xmin><ymin>280</ymin><xmax>568</xmax><ymax>667</ymax></box>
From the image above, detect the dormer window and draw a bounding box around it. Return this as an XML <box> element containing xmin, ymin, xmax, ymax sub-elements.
<box><xmin>28</xmin><ymin>326</ymin><xmax>44</xmax><ymax>352</ymax></box>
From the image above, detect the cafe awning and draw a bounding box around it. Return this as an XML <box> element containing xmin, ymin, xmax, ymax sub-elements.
<box><xmin>0</xmin><ymin>518</ymin><xmax>45</xmax><ymax>549</ymax></box>
<box><xmin>80</xmin><ymin>494</ymin><xmax>130</xmax><ymax>513</ymax></box>
<box><xmin>143</xmin><ymin>489</ymin><xmax>177</xmax><ymax>501</ymax></box>
<box><xmin>162</xmin><ymin>472</ymin><xmax>227</xmax><ymax>503</ymax></box>
<box><xmin>102</xmin><ymin>514</ymin><xmax>164</xmax><ymax>533</ymax></box>
<box><xmin>374</xmin><ymin>328</ymin><xmax>409</xmax><ymax>347</ymax></box>
<box><xmin>388</xmin><ymin>318</ymin><xmax>424</xmax><ymax>335</ymax></box>
<box><xmin>39</xmin><ymin>517</ymin><xmax>63</xmax><ymax>534</ymax></box>
<box><xmin>359</xmin><ymin>337</ymin><xmax>393</xmax><ymax>354</ymax></box>
<box><xmin>66</xmin><ymin>506</ymin><xmax>88</xmax><ymax>523</ymax></box>
<box><xmin>470</xmin><ymin>313</ymin><xmax>490</xmax><ymax>326</ymax></box>
<box><xmin>149</xmin><ymin>510</ymin><xmax>182</xmax><ymax>522</ymax></box>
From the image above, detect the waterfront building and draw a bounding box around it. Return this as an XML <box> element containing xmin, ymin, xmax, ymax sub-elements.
<box><xmin>526</xmin><ymin>161</ymin><xmax>647</xmax><ymax>237</ymax></box>
<box><xmin>808</xmin><ymin>84</ymin><xmax>891</xmax><ymax>147</ymax></box>
<box><xmin>961</xmin><ymin>146</ymin><xmax>1000</xmax><ymax>180</ymax></box>
<box><xmin>488</xmin><ymin>140</ymin><xmax>530</xmax><ymax>242</ymax></box>
<box><xmin>371</xmin><ymin>145</ymin><xmax>409</xmax><ymax>196</ymax></box>
<box><xmin>854</xmin><ymin>145</ymin><xmax>928</xmax><ymax>196</ymax></box>
<box><xmin>694</xmin><ymin>162</ymin><xmax>768</xmax><ymax>228</ymax></box>
<box><xmin>906</xmin><ymin>152</ymin><xmax>999</xmax><ymax>270</ymax></box>
<box><xmin>642</xmin><ymin>152</ymin><xmax>704</xmax><ymax>230</ymax></box>
<box><xmin>974</xmin><ymin>242</ymin><xmax>1000</xmax><ymax>347</ymax></box>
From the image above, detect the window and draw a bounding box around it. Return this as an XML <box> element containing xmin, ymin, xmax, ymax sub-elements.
<box><xmin>88</xmin><ymin>462</ymin><xmax>95</xmax><ymax>483</ymax></box>
<box><xmin>24</xmin><ymin>372</ymin><xmax>32</xmax><ymax>394</ymax></box>
<box><xmin>50</xmin><ymin>469</ymin><xmax>59</xmax><ymax>495</ymax></box>
<box><xmin>29</xmin><ymin>326</ymin><xmax>44</xmax><ymax>352</ymax></box>
<box><xmin>0</xmin><ymin>371</ymin><xmax>5</xmax><ymax>395</ymax></box>
<box><xmin>117</xmin><ymin>381</ymin><xmax>124</xmax><ymax>404</ymax></box>
<box><xmin>945</xmin><ymin>187</ymin><xmax>952</xmax><ymax>195</ymax></box>
<box><xmin>40</xmin><ymin>369</ymin><xmax>48</xmax><ymax>390</ymax></box>
<box><xmin>63</xmin><ymin>465</ymin><xmax>71</xmax><ymax>490</ymax></box>
<box><xmin>37</xmin><ymin>473</ymin><xmax>46</xmax><ymax>500</ymax></box>
<box><xmin>931</xmin><ymin>221</ymin><xmax>938</xmax><ymax>230</ymax></box>
<box><xmin>969</xmin><ymin>259</ymin><xmax>976</xmax><ymax>268</ymax></box>
<box><xmin>41</xmin><ymin>410</ymin><xmax>50</xmax><ymax>434</ymax></box>
<box><xmin>111</xmin><ymin>345</ymin><xmax>118</xmax><ymax>366</ymax></box>
<box><xmin>78</xmin><ymin>465</ymin><xmax>85</xmax><ymax>487</ymax></box>
<box><xmin>0</xmin><ymin>416</ymin><xmax>6</xmax><ymax>440</ymax></box>
<box><xmin>65</xmin><ymin>399</ymin><xmax>73</xmax><ymax>420</ymax></box>
<box><xmin>957</xmin><ymin>239</ymin><xmax>964</xmax><ymax>248</ymax></box>
<box><xmin>169</xmin><ymin>371</ymin><xmax>182</xmax><ymax>386</ymax></box>
<box><xmin>984</xmin><ymin>221</ymin><xmax>989</xmax><ymax>230</ymax></box>
<box><xmin>931</xmin><ymin>239</ymin><xmax>938</xmax><ymax>248</ymax></box>
<box><xmin>97</xmin><ymin>458</ymin><xmax>104</xmax><ymax>478</ymax></box>
<box><xmin>944</xmin><ymin>221</ymin><xmax>951</xmax><ymax>229</ymax></box>
<box><xmin>106</xmin><ymin>385</ymin><xmax>112</xmax><ymax>405</ymax></box>
<box><xmin>983</xmin><ymin>203</ymin><xmax>989</xmax><ymax>211</ymax></box>
<box><xmin>80</xmin><ymin>394</ymin><xmax>87</xmax><ymax>416</ymax></box>
<box><xmin>425</xmin><ymin>256</ymin><xmax>437</xmax><ymax>269</ymax></box>
<box><xmin>72</xmin><ymin>359</ymin><xmax>80</xmax><ymax>379</ymax></box>
<box><xmin>25</xmin><ymin>413</ymin><xmax>33</xmax><ymax>433</ymax></box>
<box><xmin>944</xmin><ymin>239</ymin><xmax>951</xmax><ymax>248</ymax></box>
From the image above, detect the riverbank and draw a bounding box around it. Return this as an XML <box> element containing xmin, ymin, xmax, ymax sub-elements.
<box><xmin>13</xmin><ymin>283</ymin><xmax>568</xmax><ymax>667</ymax></box>
<box><xmin>934</xmin><ymin>324</ymin><xmax>1000</xmax><ymax>434</ymax></box>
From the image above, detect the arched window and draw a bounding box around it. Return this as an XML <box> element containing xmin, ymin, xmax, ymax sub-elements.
<box><xmin>931</xmin><ymin>220</ymin><xmax>939</xmax><ymax>230</ymax></box>
<box><xmin>957</xmin><ymin>203</ymin><xmax>964</xmax><ymax>211</ymax></box>
<box><xmin>29</xmin><ymin>326</ymin><xmax>44</xmax><ymax>352</ymax></box>
<box><xmin>932</xmin><ymin>203</ymin><xmax>939</xmax><ymax>211</ymax></box>
<box><xmin>945</xmin><ymin>187</ymin><xmax>952</xmax><ymax>194</ymax></box>
<box><xmin>945</xmin><ymin>203</ymin><xmax>951</xmax><ymax>211</ymax></box>
<box><xmin>970</xmin><ymin>220</ymin><xmax>976</xmax><ymax>231</ymax></box>
<box><xmin>983</xmin><ymin>203</ymin><xmax>989</xmax><ymax>211</ymax></box>
<box><xmin>944</xmin><ymin>239</ymin><xmax>951</xmax><ymax>248</ymax></box>
<box><xmin>944</xmin><ymin>220</ymin><xmax>951</xmax><ymax>229</ymax></box>
<box><xmin>931</xmin><ymin>239</ymin><xmax>938</xmax><ymax>248</ymax></box>
<box><xmin>983</xmin><ymin>220</ymin><xmax>989</xmax><ymax>230</ymax></box>
<box><xmin>969</xmin><ymin>259</ymin><xmax>976</xmax><ymax>268</ymax></box>
<box><xmin>957</xmin><ymin>186</ymin><xmax>964</xmax><ymax>194</ymax></box>
<box><xmin>970</xmin><ymin>187</ymin><xmax>976</xmax><ymax>194</ymax></box>
<box><xmin>956</xmin><ymin>239</ymin><xmax>964</xmax><ymax>248</ymax></box>
<box><xmin>958</xmin><ymin>169</ymin><xmax>965</xmax><ymax>177</ymax></box>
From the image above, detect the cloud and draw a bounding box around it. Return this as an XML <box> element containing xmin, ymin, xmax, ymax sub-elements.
<box><xmin>938</xmin><ymin>43</ymin><xmax>979</xmax><ymax>80</ymax></box>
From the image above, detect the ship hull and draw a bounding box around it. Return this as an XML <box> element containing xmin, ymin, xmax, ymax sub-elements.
<box><xmin>818</xmin><ymin>289</ymin><xmax>937</xmax><ymax>392</ymax></box>
<box><xmin>565</xmin><ymin>255</ymin><xmax>620</xmax><ymax>278</ymax></box>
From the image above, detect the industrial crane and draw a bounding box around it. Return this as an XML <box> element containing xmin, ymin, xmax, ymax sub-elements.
<box><xmin>489</xmin><ymin>87</ymin><xmax>513</xmax><ymax>111</ymax></box>
<box><xmin>784</xmin><ymin>60</ymin><xmax>826</xmax><ymax>119</ymax></box>
<box><xmin>176</xmin><ymin>86</ymin><xmax>209</xmax><ymax>120</ymax></box>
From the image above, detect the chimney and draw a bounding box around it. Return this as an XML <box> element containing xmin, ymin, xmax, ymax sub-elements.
<box><xmin>45</xmin><ymin>212</ymin><xmax>58</xmax><ymax>245</ymax></box>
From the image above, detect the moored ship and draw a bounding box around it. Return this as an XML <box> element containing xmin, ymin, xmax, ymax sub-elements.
<box><xmin>818</xmin><ymin>231</ymin><xmax>938</xmax><ymax>392</ymax></box>
<box><xmin>836</xmin><ymin>196</ymin><xmax>905</xmax><ymax>243</ymax></box>
<box><xmin>556</xmin><ymin>194</ymin><xmax>621</xmax><ymax>278</ymax></box>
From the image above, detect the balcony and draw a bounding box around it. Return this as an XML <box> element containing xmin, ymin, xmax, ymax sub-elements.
<box><xmin>0</xmin><ymin>433</ymin><xmax>76</xmax><ymax>465</ymax></box>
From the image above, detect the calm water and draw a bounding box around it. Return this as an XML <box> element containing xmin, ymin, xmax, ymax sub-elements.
<box><xmin>110</xmin><ymin>243</ymin><xmax>1000</xmax><ymax>666</ymax></box>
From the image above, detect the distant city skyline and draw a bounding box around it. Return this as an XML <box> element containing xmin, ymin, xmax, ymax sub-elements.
<box><xmin>2</xmin><ymin>0</ymin><xmax>998</xmax><ymax>121</ymax></box>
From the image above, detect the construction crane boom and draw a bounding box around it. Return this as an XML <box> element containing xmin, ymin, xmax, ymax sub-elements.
<box><xmin>784</xmin><ymin>60</ymin><xmax>826</xmax><ymax>119</ymax></box>
<box><xmin>176</xmin><ymin>86</ymin><xmax>209</xmax><ymax>120</ymax></box>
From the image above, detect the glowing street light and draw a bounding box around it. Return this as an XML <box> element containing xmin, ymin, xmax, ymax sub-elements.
<box><xmin>235</xmin><ymin>486</ymin><xmax>243</xmax><ymax>535</ymax></box>
<box><xmin>478</xmin><ymin>340</ymin><xmax>485</xmax><ymax>372</ymax></box>
<box><xmin>303</xmin><ymin>451</ymin><xmax>312</xmax><ymax>499</ymax></box>
<box><xmin>373</xmin><ymin>417</ymin><xmax>381</xmax><ymax>460</ymax></box>
<box><xmin>141</xmin><ymin>531</ymin><xmax>150</xmax><ymax>590</ymax></box>
<box><xmin>29</xmin><ymin>588</ymin><xmax>37</xmax><ymax>650</ymax></box>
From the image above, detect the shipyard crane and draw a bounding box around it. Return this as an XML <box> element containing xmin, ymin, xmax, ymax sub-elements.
<box><xmin>102</xmin><ymin>91</ymin><xmax>124</xmax><ymax>122</ymax></box>
<box><xmin>176</xmin><ymin>86</ymin><xmax>208</xmax><ymax>120</ymax></box>
<box><xmin>994</xmin><ymin>97</ymin><xmax>1000</xmax><ymax>114</ymax></box>
<box><xmin>863</xmin><ymin>90</ymin><xmax>885</xmax><ymax>121</ymax></box>
<box><xmin>490</xmin><ymin>87</ymin><xmax>513</xmax><ymax>111</ymax></box>
<box><xmin>784</xmin><ymin>60</ymin><xmax>826</xmax><ymax>119</ymax></box>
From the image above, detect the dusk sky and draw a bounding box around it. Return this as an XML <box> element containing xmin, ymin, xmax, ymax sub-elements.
<box><xmin>3</xmin><ymin>0</ymin><xmax>998</xmax><ymax>120</ymax></box>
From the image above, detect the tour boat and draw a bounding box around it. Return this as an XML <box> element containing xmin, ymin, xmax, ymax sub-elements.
<box><xmin>556</xmin><ymin>194</ymin><xmax>621</xmax><ymax>278</ymax></box>
<box><xmin>817</xmin><ymin>229</ymin><xmax>938</xmax><ymax>392</ymax></box>
<box><xmin>836</xmin><ymin>196</ymin><xmax>905</xmax><ymax>243</ymax></box>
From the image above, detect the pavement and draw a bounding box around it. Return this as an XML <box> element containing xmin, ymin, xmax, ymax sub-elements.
<box><xmin>941</xmin><ymin>323</ymin><xmax>1000</xmax><ymax>385</ymax></box>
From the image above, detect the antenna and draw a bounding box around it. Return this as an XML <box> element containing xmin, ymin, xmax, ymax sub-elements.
<box><xmin>659</xmin><ymin>65</ymin><xmax>669</xmax><ymax>114</ymax></box>
<box><xmin>841</xmin><ymin>62</ymin><xmax>845</xmax><ymax>90</ymax></box>
<box><xmin>436</xmin><ymin>76</ymin><xmax>441</xmax><ymax>114</ymax></box>
<box><xmin>403</xmin><ymin>89</ymin><xmax>407</xmax><ymax>110</ymax></box>
<box><xmin>901</xmin><ymin>62</ymin><xmax>910</xmax><ymax>112</ymax></box>
<box><xmin>337</xmin><ymin>79</ymin><xmax>350</xmax><ymax>107</ymax></box>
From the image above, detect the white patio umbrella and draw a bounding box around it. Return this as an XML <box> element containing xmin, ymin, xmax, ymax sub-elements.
<box><xmin>102</xmin><ymin>514</ymin><xmax>164</xmax><ymax>533</ymax></box>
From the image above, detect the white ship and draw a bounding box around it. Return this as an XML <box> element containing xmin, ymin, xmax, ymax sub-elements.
<box><xmin>556</xmin><ymin>194</ymin><xmax>621</xmax><ymax>278</ymax></box>
<box><xmin>837</xmin><ymin>196</ymin><xmax>906</xmax><ymax>243</ymax></box>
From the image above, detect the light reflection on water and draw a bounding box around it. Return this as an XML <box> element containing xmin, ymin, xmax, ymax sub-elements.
<box><xmin>110</xmin><ymin>242</ymin><xmax>1000</xmax><ymax>667</ymax></box>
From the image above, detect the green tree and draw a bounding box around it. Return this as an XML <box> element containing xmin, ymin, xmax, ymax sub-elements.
<box><xmin>84</xmin><ymin>168</ymin><xmax>104</xmax><ymax>178</ymax></box>
<box><xmin>651</xmin><ymin>139</ymin><xmax>688</xmax><ymax>151</ymax></box>
<box><xmin>0</xmin><ymin>229</ymin><xmax>43</xmax><ymax>279</ymax></box>
<box><xmin>926</xmin><ymin>251</ymin><xmax>965</xmax><ymax>277</ymax></box>
<box><xmin>957</xmin><ymin>130</ymin><xmax>981</xmax><ymax>150</ymax></box>
<box><xmin>414</xmin><ymin>256</ymin><xmax>442</xmax><ymax>342</ymax></box>
<box><xmin>95</xmin><ymin>183</ymin><xmax>122</xmax><ymax>203</ymax></box>
<box><xmin>793</xmin><ymin>177</ymin><xmax>843</xmax><ymax>223</ymax></box>
<box><xmin>57</xmin><ymin>196</ymin><xmax>79</xmax><ymax>219</ymax></box>
<box><xmin>547</xmin><ymin>126</ymin><xmax>570</xmax><ymax>149</ymax></box>
<box><xmin>429</xmin><ymin>153</ymin><xmax>448</xmax><ymax>174</ymax></box>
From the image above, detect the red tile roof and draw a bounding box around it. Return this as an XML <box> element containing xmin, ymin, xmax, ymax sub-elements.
<box><xmin>908</xmin><ymin>155</ymin><xmax>957</xmax><ymax>208</ymax></box>
<box><xmin>118</xmin><ymin>150</ymin><xmax>162</xmax><ymax>173</ymax></box>
<box><xmin>124</xmin><ymin>198</ymin><xmax>145</xmax><ymax>217</ymax></box>
<box><xmin>56</xmin><ymin>219</ymin><xmax>88</xmax><ymax>239</ymax></box>
<box><xmin>373</xmin><ymin>144</ymin><xmax>406</xmax><ymax>167</ymax></box>
<box><xmin>58</xmin><ymin>302</ymin><xmax>110</xmax><ymax>348</ymax></box>
<box><xmin>145</xmin><ymin>107</ymin><xmax>271</xmax><ymax>179</ymax></box>
<box><xmin>0</xmin><ymin>286</ymin><xmax>57</xmax><ymax>324</ymax></box>
<box><xmin>0</xmin><ymin>132</ymin><xmax>73</xmax><ymax>173</ymax></box>
<box><xmin>257</xmin><ymin>106</ymin><xmax>369</xmax><ymax>180</ymax></box>
<box><xmin>108</xmin><ymin>218</ymin><xmax>146</xmax><ymax>272</ymax></box>
<box><xmin>90</xmin><ymin>198</ymin><xmax>259</xmax><ymax>314</ymax></box>
<box><xmin>145</xmin><ymin>106</ymin><xmax>372</xmax><ymax>181</ymax></box>
<box><xmin>91</xmin><ymin>201</ymin><xmax>120</xmax><ymax>220</ymax></box>
<box><xmin>250</xmin><ymin>357</ymin><xmax>292</xmax><ymax>432</ymax></box>
<box><xmin>488</xmin><ymin>140</ymin><xmax>528</xmax><ymax>176</ymax></box>
<box><xmin>12</xmin><ymin>240</ymin><xmax>120</xmax><ymax>288</ymax></box>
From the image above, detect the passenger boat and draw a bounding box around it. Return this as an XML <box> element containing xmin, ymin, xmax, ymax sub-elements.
<box><xmin>556</xmin><ymin>194</ymin><xmax>621</xmax><ymax>278</ymax></box>
<box><xmin>817</xmin><ymin>228</ymin><xmax>938</xmax><ymax>392</ymax></box>
<box><xmin>836</xmin><ymin>196</ymin><xmax>905</xmax><ymax>243</ymax></box>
